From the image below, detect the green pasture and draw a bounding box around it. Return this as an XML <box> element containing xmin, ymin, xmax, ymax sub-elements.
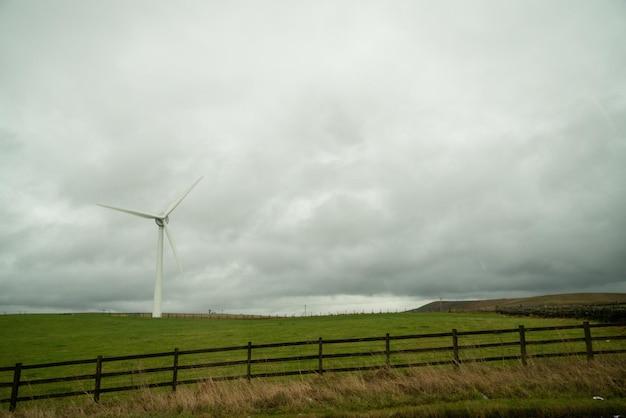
<box><xmin>1</xmin><ymin>312</ymin><xmax>624</xmax><ymax>408</ymax></box>
<box><xmin>0</xmin><ymin>312</ymin><xmax>595</xmax><ymax>366</ymax></box>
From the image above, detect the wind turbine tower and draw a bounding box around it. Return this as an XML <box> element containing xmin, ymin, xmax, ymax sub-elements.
<box><xmin>98</xmin><ymin>177</ymin><xmax>202</xmax><ymax>318</ymax></box>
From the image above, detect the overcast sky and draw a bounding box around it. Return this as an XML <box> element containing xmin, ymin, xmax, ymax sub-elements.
<box><xmin>1</xmin><ymin>1</ymin><xmax>625</xmax><ymax>316</ymax></box>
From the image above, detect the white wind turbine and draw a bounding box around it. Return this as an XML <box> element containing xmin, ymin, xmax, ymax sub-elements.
<box><xmin>98</xmin><ymin>177</ymin><xmax>203</xmax><ymax>318</ymax></box>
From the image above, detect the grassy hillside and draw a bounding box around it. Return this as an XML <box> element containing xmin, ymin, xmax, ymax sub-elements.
<box><xmin>412</xmin><ymin>292</ymin><xmax>626</xmax><ymax>313</ymax></box>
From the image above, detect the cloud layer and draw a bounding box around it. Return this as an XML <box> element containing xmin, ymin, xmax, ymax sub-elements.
<box><xmin>1</xmin><ymin>0</ymin><xmax>625</xmax><ymax>315</ymax></box>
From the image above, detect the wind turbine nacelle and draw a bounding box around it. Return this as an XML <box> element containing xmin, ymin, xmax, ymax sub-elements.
<box><xmin>155</xmin><ymin>216</ymin><xmax>169</xmax><ymax>227</ymax></box>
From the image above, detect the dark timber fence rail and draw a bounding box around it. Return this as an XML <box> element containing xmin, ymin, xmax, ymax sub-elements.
<box><xmin>1</xmin><ymin>322</ymin><xmax>625</xmax><ymax>411</ymax></box>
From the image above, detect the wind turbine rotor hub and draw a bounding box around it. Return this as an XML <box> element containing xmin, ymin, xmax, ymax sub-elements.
<box><xmin>155</xmin><ymin>216</ymin><xmax>169</xmax><ymax>227</ymax></box>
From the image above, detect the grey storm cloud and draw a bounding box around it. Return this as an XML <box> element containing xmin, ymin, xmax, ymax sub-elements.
<box><xmin>1</xmin><ymin>0</ymin><xmax>625</xmax><ymax>315</ymax></box>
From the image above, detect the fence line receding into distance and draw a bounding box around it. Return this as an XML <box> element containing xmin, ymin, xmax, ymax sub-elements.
<box><xmin>1</xmin><ymin>321</ymin><xmax>625</xmax><ymax>411</ymax></box>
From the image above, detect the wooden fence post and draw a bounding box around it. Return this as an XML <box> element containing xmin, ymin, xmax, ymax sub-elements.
<box><xmin>452</xmin><ymin>329</ymin><xmax>460</xmax><ymax>367</ymax></box>
<box><xmin>247</xmin><ymin>342</ymin><xmax>252</xmax><ymax>382</ymax></box>
<box><xmin>518</xmin><ymin>325</ymin><xmax>527</xmax><ymax>366</ymax></box>
<box><xmin>94</xmin><ymin>356</ymin><xmax>103</xmax><ymax>403</ymax></box>
<box><xmin>583</xmin><ymin>321</ymin><xmax>594</xmax><ymax>361</ymax></box>
<box><xmin>9</xmin><ymin>362</ymin><xmax>22</xmax><ymax>412</ymax></box>
<box><xmin>318</xmin><ymin>337</ymin><xmax>323</xmax><ymax>375</ymax></box>
<box><xmin>385</xmin><ymin>333</ymin><xmax>391</xmax><ymax>368</ymax></box>
<box><xmin>172</xmin><ymin>348</ymin><xmax>179</xmax><ymax>392</ymax></box>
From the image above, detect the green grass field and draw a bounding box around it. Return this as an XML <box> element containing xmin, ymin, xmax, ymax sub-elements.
<box><xmin>0</xmin><ymin>312</ymin><xmax>595</xmax><ymax>366</ymax></box>
<box><xmin>1</xmin><ymin>312</ymin><xmax>626</xmax><ymax>417</ymax></box>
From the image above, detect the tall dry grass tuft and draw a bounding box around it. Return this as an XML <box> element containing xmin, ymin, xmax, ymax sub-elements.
<box><xmin>2</xmin><ymin>356</ymin><xmax>625</xmax><ymax>417</ymax></box>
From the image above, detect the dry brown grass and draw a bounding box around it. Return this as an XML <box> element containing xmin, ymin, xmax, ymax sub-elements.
<box><xmin>3</xmin><ymin>356</ymin><xmax>626</xmax><ymax>417</ymax></box>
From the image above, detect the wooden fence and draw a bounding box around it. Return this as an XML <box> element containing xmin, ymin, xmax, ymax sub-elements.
<box><xmin>1</xmin><ymin>321</ymin><xmax>625</xmax><ymax>411</ymax></box>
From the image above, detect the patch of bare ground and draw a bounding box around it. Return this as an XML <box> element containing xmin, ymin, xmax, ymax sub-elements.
<box><xmin>3</xmin><ymin>355</ymin><xmax>625</xmax><ymax>417</ymax></box>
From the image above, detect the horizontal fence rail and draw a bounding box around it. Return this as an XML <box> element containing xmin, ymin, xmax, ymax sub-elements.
<box><xmin>1</xmin><ymin>322</ymin><xmax>625</xmax><ymax>411</ymax></box>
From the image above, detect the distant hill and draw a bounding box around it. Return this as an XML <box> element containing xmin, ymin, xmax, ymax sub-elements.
<box><xmin>411</xmin><ymin>293</ymin><xmax>626</xmax><ymax>313</ymax></box>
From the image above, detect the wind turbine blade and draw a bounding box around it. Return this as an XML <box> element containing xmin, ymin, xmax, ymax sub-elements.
<box><xmin>164</xmin><ymin>176</ymin><xmax>203</xmax><ymax>216</ymax></box>
<box><xmin>97</xmin><ymin>204</ymin><xmax>160</xmax><ymax>219</ymax></box>
<box><xmin>164</xmin><ymin>223</ymin><xmax>184</xmax><ymax>277</ymax></box>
